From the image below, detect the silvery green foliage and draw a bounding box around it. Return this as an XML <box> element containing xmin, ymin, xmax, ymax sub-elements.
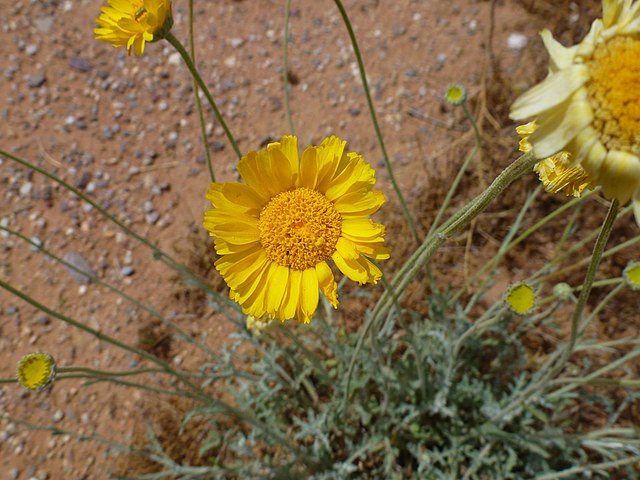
<box><xmin>181</xmin><ymin>289</ymin><xmax>639</xmax><ymax>479</ymax></box>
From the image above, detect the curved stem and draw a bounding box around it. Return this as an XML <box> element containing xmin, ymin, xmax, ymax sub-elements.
<box><xmin>562</xmin><ymin>199</ymin><xmax>620</xmax><ymax>363</ymax></box>
<box><xmin>0</xmin><ymin>148</ymin><xmax>239</xmax><ymax>312</ymax></box>
<box><xmin>427</xmin><ymin>100</ymin><xmax>482</xmax><ymax>239</ymax></box>
<box><xmin>333</xmin><ymin>0</ymin><xmax>418</xmax><ymax>244</ymax></box>
<box><xmin>188</xmin><ymin>0</ymin><xmax>215</xmax><ymax>181</ymax></box>
<box><xmin>164</xmin><ymin>31</ymin><xmax>242</xmax><ymax>160</ymax></box>
<box><xmin>342</xmin><ymin>149</ymin><xmax>538</xmax><ymax>412</ymax></box>
<box><xmin>0</xmin><ymin>279</ymin><xmax>209</xmax><ymax>403</ymax></box>
<box><xmin>283</xmin><ymin>0</ymin><xmax>295</xmax><ymax>135</ymax></box>
<box><xmin>1</xmin><ymin>225</ymin><xmax>219</xmax><ymax>360</ymax></box>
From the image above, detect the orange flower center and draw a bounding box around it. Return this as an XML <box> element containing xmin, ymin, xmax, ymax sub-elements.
<box><xmin>587</xmin><ymin>35</ymin><xmax>640</xmax><ymax>154</ymax></box>
<box><xmin>258</xmin><ymin>187</ymin><xmax>342</xmax><ymax>270</ymax></box>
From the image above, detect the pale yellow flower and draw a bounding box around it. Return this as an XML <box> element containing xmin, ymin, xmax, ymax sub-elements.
<box><xmin>203</xmin><ymin>136</ymin><xmax>390</xmax><ymax>324</ymax></box>
<box><xmin>510</xmin><ymin>0</ymin><xmax>640</xmax><ymax>224</ymax></box>
<box><xmin>95</xmin><ymin>0</ymin><xmax>172</xmax><ymax>56</ymax></box>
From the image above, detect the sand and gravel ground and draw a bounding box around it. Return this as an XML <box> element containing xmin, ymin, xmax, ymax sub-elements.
<box><xmin>2</xmin><ymin>0</ymin><xmax>638</xmax><ymax>478</ymax></box>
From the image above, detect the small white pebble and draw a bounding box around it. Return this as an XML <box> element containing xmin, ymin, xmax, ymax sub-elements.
<box><xmin>507</xmin><ymin>32</ymin><xmax>528</xmax><ymax>50</ymax></box>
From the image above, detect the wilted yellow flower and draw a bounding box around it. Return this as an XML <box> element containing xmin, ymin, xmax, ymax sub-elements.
<box><xmin>510</xmin><ymin>0</ymin><xmax>640</xmax><ymax>224</ymax></box>
<box><xmin>517</xmin><ymin>122</ymin><xmax>596</xmax><ymax>197</ymax></box>
<box><xmin>95</xmin><ymin>0</ymin><xmax>172</xmax><ymax>56</ymax></box>
<box><xmin>203</xmin><ymin>136</ymin><xmax>390</xmax><ymax>324</ymax></box>
<box><xmin>245</xmin><ymin>315</ymin><xmax>274</xmax><ymax>336</ymax></box>
<box><xmin>505</xmin><ymin>283</ymin><xmax>536</xmax><ymax>315</ymax></box>
<box><xmin>17</xmin><ymin>353</ymin><xmax>56</xmax><ymax>391</ymax></box>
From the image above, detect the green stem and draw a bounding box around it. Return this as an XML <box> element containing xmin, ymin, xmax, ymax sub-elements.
<box><xmin>426</xmin><ymin>100</ymin><xmax>482</xmax><ymax>239</ymax></box>
<box><xmin>164</xmin><ymin>31</ymin><xmax>242</xmax><ymax>160</ymax></box>
<box><xmin>0</xmin><ymin>149</ymin><xmax>238</xmax><ymax>312</ymax></box>
<box><xmin>333</xmin><ymin>0</ymin><xmax>419</xmax><ymax>244</ymax></box>
<box><xmin>491</xmin><ymin>199</ymin><xmax>621</xmax><ymax>424</ymax></box>
<box><xmin>188</xmin><ymin>0</ymin><xmax>215</xmax><ymax>181</ymax></box>
<box><xmin>283</xmin><ymin>0</ymin><xmax>295</xmax><ymax>135</ymax></box>
<box><xmin>58</xmin><ymin>366</ymin><xmax>164</xmax><ymax>377</ymax></box>
<box><xmin>60</xmin><ymin>375</ymin><xmax>195</xmax><ymax>398</ymax></box>
<box><xmin>562</xmin><ymin>199</ymin><xmax>619</xmax><ymax>362</ymax></box>
<box><xmin>342</xmin><ymin>149</ymin><xmax>538</xmax><ymax>412</ymax></box>
<box><xmin>453</xmin><ymin>188</ymin><xmax>593</xmax><ymax>305</ymax></box>
<box><xmin>0</xmin><ymin>279</ymin><xmax>209</xmax><ymax>403</ymax></box>
<box><xmin>1</xmin><ymin>225</ymin><xmax>219</xmax><ymax>360</ymax></box>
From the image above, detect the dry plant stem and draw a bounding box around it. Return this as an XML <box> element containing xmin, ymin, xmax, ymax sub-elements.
<box><xmin>283</xmin><ymin>0</ymin><xmax>295</xmax><ymax>135</ymax></box>
<box><xmin>188</xmin><ymin>0</ymin><xmax>215</xmax><ymax>181</ymax></box>
<box><xmin>549</xmin><ymin>342</ymin><xmax>640</xmax><ymax>399</ymax></box>
<box><xmin>0</xmin><ymin>225</ymin><xmax>219</xmax><ymax>360</ymax></box>
<box><xmin>342</xmin><ymin>149</ymin><xmax>538</xmax><ymax>411</ymax></box>
<box><xmin>332</xmin><ymin>0</ymin><xmax>419</xmax><ymax>244</ymax></box>
<box><xmin>0</xmin><ymin>278</ymin><xmax>209</xmax><ymax>403</ymax></box>
<box><xmin>426</xmin><ymin>100</ymin><xmax>482</xmax><ymax>239</ymax></box>
<box><xmin>2</xmin><ymin>415</ymin><xmax>154</xmax><ymax>460</ymax></box>
<box><xmin>164</xmin><ymin>31</ymin><xmax>242</xmax><ymax>160</ymax></box>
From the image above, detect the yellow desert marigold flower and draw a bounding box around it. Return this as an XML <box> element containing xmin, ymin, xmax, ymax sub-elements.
<box><xmin>510</xmin><ymin>0</ymin><xmax>640</xmax><ymax>224</ymax></box>
<box><xmin>17</xmin><ymin>353</ymin><xmax>56</xmax><ymax>391</ymax></box>
<box><xmin>95</xmin><ymin>0</ymin><xmax>172</xmax><ymax>56</ymax></box>
<box><xmin>203</xmin><ymin>135</ymin><xmax>390</xmax><ymax>324</ymax></box>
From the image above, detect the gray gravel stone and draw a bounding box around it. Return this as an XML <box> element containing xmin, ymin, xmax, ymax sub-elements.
<box><xmin>69</xmin><ymin>56</ymin><xmax>92</xmax><ymax>73</ymax></box>
<box><xmin>120</xmin><ymin>266</ymin><xmax>135</xmax><ymax>277</ymax></box>
<box><xmin>27</xmin><ymin>72</ymin><xmax>46</xmax><ymax>88</ymax></box>
<box><xmin>62</xmin><ymin>252</ymin><xmax>95</xmax><ymax>284</ymax></box>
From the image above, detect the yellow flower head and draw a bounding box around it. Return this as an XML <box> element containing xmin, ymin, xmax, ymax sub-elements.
<box><xmin>17</xmin><ymin>353</ymin><xmax>56</xmax><ymax>391</ymax></box>
<box><xmin>95</xmin><ymin>0</ymin><xmax>172</xmax><ymax>56</ymax></box>
<box><xmin>623</xmin><ymin>261</ymin><xmax>640</xmax><ymax>290</ymax></box>
<box><xmin>510</xmin><ymin>0</ymin><xmax>640</xmax><ymax>224</ymax></box>
<box><xmin>444</xmin><ymin>84</ymin><xmax>467</xmax><ymax>106</ymax></box>
<box><xmin>505</xmin><ymin>283</ymin><xmax>536</xmax><ymax>315</ymax></box>
<box><xmin>203</xmin><ymin>136</ymin><xmax>390</xmax><ymax>324</ymax></box>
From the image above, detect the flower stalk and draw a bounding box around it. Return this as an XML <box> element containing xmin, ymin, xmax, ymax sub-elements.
<box><xmin>164</xmin><ymin>31</ymin><xmax>242</xmax><ymax>160</ymax></box>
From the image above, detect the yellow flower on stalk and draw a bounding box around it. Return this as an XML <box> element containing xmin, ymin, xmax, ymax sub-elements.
<box><xmin>17</xmin><ymin>353</ymin><xmax>56</xmax><ymax>391</ymax></box>
<box><xmin>203</xmin><ymin>136</ymin><xmax>390</xmax><ymax>324</ymax></box>
<box><xmin>510</xmin><ymin>0</ymin><xmax>640</xmax><ymax>224</ymax></box>
<box><xmin>95</xmin><ymin>0</ymin><xmax>172</xmax><ymax>56</ymax></box>
<box><xmin>505</xmin><ymin>283</ymin><xmax>536</xmax><ymax>315</ymax></box>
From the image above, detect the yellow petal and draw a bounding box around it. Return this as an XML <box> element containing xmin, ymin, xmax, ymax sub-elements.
<box><xmin>598</xmin><ymin>150</ymin><xmax>640</xmax><ymax>203</ymax></box>
<box><xmin>541</xmin><ymin>29</ymin><xmax>578</xmax><ymax>71</ymax></box>
<box><xmin>334</xmin><ymin>190</ymin><xmax>385</xmax><ymax>216</ymax></box>
<box><xmin>264</xmin><ymin>263</ymin><xmax>289</xmax><ymax>316</ymax></box>
<box><xmin>529</xmin><ymin>89</ymin><xmax>594</xmax><ymax>158</ymax></box>
<box><xmin>332</xmin><ymin>252</ymin><xmax>382</xmax><ymax>285</ymax></box>
<box><xmin>279</xmin><ymin>269</ymin><xmax>302</xmax><ymax>320</ymax></box>
<box><xmin>510</xmin><ymin>65</ymin><xmax>590</xmax><ymax>120</ymax></box>
<box><xmin>298</xmin><ymin>268</ymin><xmax>320</xmax><ymax>323</ymax></box>
<box><xmin>316</xmin><ymin>261</ymin><xmax>338</xmax><ymax>308</ymax></box>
